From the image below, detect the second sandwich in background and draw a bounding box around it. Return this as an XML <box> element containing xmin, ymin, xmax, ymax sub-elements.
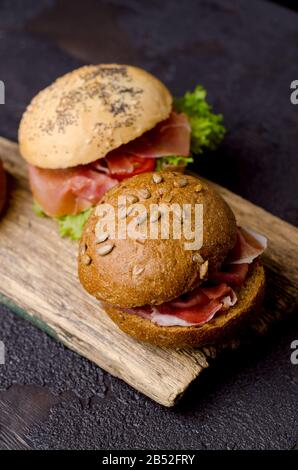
<box><xmin>18</xmin><ymin>64</ymin><xmax>225</xmax><ymax>240</ymax></box>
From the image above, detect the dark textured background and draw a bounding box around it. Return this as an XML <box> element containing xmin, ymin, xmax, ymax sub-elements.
<box><xmin>0</xmin><ymin>0</ymin><xmax>297</xmax><ymax>450</ymax></box>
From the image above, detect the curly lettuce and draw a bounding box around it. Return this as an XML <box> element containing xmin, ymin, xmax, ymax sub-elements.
<box><xmin>156</xmin><ymin>155</ymin><xmax>194</xmax><ymax>172</ymax></box>
<box><xmin>174</xmin><ymin>85</ymin><xmax>226</xmax><ymax>155</ymax></box>
<box><xmin>57</xmin><ymin>208</ymin><xmax>93</xmax><ymax>241</ymax></box>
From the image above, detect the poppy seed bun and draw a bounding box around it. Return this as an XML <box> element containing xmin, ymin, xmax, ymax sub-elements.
<box><xmin>104</xmin><ymin>262</ymin><xmax>265</xmax><ymax>349</ymax></box>
<box><xmin>19</xmin><ymin>64</ymin><xmax>172</xmax><ymax>169</ymax></box>
<box><xmin>78</xmin><ymin>172</ymin><xmax>237</xmax><ymax>308</ymax></box>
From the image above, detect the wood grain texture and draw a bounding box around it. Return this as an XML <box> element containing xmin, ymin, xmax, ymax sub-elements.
<box><xmin>0</xmin><ymin>137</ymin><xmax>297</xmax><ymax>406</ymax></box>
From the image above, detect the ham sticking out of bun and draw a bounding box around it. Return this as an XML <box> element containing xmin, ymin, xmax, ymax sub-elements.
<box><xmin>118</xmin><ymin>227</ymin><xmax>267</xmax><ymax>327</ymax></box>
<box><xmin>79</xmin><ymin>172</ymin><xmax>267</xmax><ymax>348</ymax></box>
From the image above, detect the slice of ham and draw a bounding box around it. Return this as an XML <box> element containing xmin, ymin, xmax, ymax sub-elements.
<box><xmin>209</xmin><ymin>227</ymin><xmax>267</xmax><ymax>286</ymax></box>
<box><xmin>228</xmin><ymin>227</ymin><xmax>267</xmax><ymax>265</ymax></box>
<box><xmin>149</xmin><ymin>302</ymin><xmax>223</xmax><ymax>327</ymax></box>
<box><xmin>28</xmin><ymin>165</ymin><xmax>118</xmax><ymax>217</ymax></box>
<box><xmin>202</xmin><ymin>284</ymin><xmax>237</xmax><ymax>308</ymax></box>
<box><xmin>123</xmin><ymin>283</ymin><xmax>237</xmax><ymax>327</ymax></box>
<box><xmin>106</xmin><ymin>153</ymin><xmax>135</xmax><ymax>175</ymax></box>
<box><xmin>115</xmin><ymin>112</ymin><xmax>191</xmax><ymax>159</ymax></box>
<box><xmin>209</xmin><ymin>263</ymin><xmax>249</xmax><ymax>287</ymax></box>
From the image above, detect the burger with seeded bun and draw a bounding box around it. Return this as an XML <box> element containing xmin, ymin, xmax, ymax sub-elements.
<box><xmin>78</xmin><ymin>172</ymin><xmax>266</xmax><ymax>349</ymax></box>
<box><xmin>18</xmin><ymin>64</ymin><xmax>225</xmax><ymax>240</ymax></box>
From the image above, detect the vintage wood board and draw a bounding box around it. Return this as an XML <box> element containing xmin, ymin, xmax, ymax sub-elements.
<box><xmin>0</xmin><ymin>136</ymin><xmax>297</xmax><ymax>407</ymax></box>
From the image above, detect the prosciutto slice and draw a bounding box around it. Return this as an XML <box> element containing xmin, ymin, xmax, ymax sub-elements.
<box><xmin>116</xmin><ymin>112</ymin><xmax>191</xmax><ymax>159</ymax></box>
<box><xmin>106</xmin><ymin>153</ymin><xmax>135</xmax><ymax>175</ymax></box>
<box><xmin>209</xmin><ymin>263</ymin><xmax>249</xmax><ymax>287</ymax></box>
<box><xmin>228</xmin><ymin>227</ymin><xmax>267</xmax><ymax>264</ymax></box>
<box><xmin>123</xmin><ymin>284</ymin><xmax>237</xmax><ymax>327</ymax></box>
<box><xmin>125</xmin><ymin>227</ymin><xmax>267</xmax><ymax>327</ymax></box>
<box><xmin>28</xmin><ymin>165</ymin><xmax>118</xmax><ymax>217</ymax></box>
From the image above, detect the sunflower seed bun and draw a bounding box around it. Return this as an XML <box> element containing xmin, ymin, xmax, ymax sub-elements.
<box><xmin>19</xmin><ymin>64</ymin><xmax>172</xmax><ymax>169</ymax></box>
<box><xmin>104</xmin><ymin>262</ymin><xmax>265</xmax><ymax>349</ymax></box>
<box><xmin>78</xmin><ymin>172</ymin><xmax>237</xmax><ymax>308</ymax></box>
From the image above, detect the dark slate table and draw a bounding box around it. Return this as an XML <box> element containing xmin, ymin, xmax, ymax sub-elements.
<box><xmin>0</xmin><ymin>0</ymin><xmax>297</xmax><ymax>450</ymax></box>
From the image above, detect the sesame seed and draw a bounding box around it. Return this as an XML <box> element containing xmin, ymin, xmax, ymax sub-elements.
<box><xmin>194</xmin><ymin>183</ymin><xmax>202</xmax><ymax>192</ymax></box>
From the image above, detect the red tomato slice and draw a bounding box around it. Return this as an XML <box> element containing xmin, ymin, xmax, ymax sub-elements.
<box><xmin>111</xmin><ymin>156</ymin><xmax>156</xmax><ymax>181</ymax></box>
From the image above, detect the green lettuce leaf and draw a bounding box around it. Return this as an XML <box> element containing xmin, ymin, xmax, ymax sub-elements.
<box><xmin>33</xmin><ymin>200</ymin><xmax>93</xmax><ymax>240</ymax></box>
<box><xmin>33</xmin><ymin>200</ymin><xmax>46</xmax><ymax>217</ymax></box>
<box><xmin>156</xmin><ymin>155</ymin><xmax>194</xmax><ymax>172</ymax></box>
<box><xmin>174</xmin><ymin>85</ymin><xmax>226</xmax><ymax>155</ymax></box>
<box><xmin>57</xmin><ymin>208</ymin><xmax>93</xmax><ymax>241</ymax></box>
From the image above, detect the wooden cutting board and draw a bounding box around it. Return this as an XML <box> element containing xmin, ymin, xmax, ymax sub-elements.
<box><xmin>0</xmin><ymin>136</ymin><xmax>297</xmax><ymax>406</ymax></box>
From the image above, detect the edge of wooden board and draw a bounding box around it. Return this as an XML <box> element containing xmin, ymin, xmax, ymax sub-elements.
<box><xmin>0</xmin><ymin>290</ymin><xmax>210</xmax><ymax>407</ymax></box>
<box><xmin>0</xmin><ymin>137</ymin><xmax>297</xmax><ymax>407</ymax></box>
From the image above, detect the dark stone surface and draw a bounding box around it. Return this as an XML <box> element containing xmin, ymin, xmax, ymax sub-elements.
<box><xmin>0</xmin><ymin>0</ymin><xmax>297</xmax><ymax>449</ymax></box>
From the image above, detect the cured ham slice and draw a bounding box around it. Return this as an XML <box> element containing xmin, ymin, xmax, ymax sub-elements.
<box><xmin>116</xmin><ymin>112</ymin><xmax>191</xmax><ymax>159</ymax></box>
<box><xmin>123</xmin><ymin>283</ymin><xmax>237</xmax><ymax>327</ymax></box>
<box><xmin>210</xmin><ymin>227</ymin><xmax>267</xmax><ymax>286</ymax></box>
<box><xmin>92</xmin><ymin>112</ymin><xmax>190</xmax><ymax>173</ymax></box>
<box><xmin>106</xmin><ymin>154</ymin><xmax>135</xmax><ymax>175</ymax></box>
<box><xmin>202</xmin><ymin>284</ymin><xmax>237</xmax><ymax>308</ymax></box>
<box><xmin>228</xmin><ymin>227</ymin><xmax>267</xmax><ymax>265</ymax></box>
<box><xmin>28</xmin><ymin>165</ymin><xmax>118</xmax><ymax>217</ymax></box>
<box><xmin>148</xmin><ymin>302</ymin><xmax>222</xmax><ymax>327</ymax></box>
<box><xmin>209</xmin><ymin>263</ymin><xmax>249</xmax><ymax>287</ymax></box>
